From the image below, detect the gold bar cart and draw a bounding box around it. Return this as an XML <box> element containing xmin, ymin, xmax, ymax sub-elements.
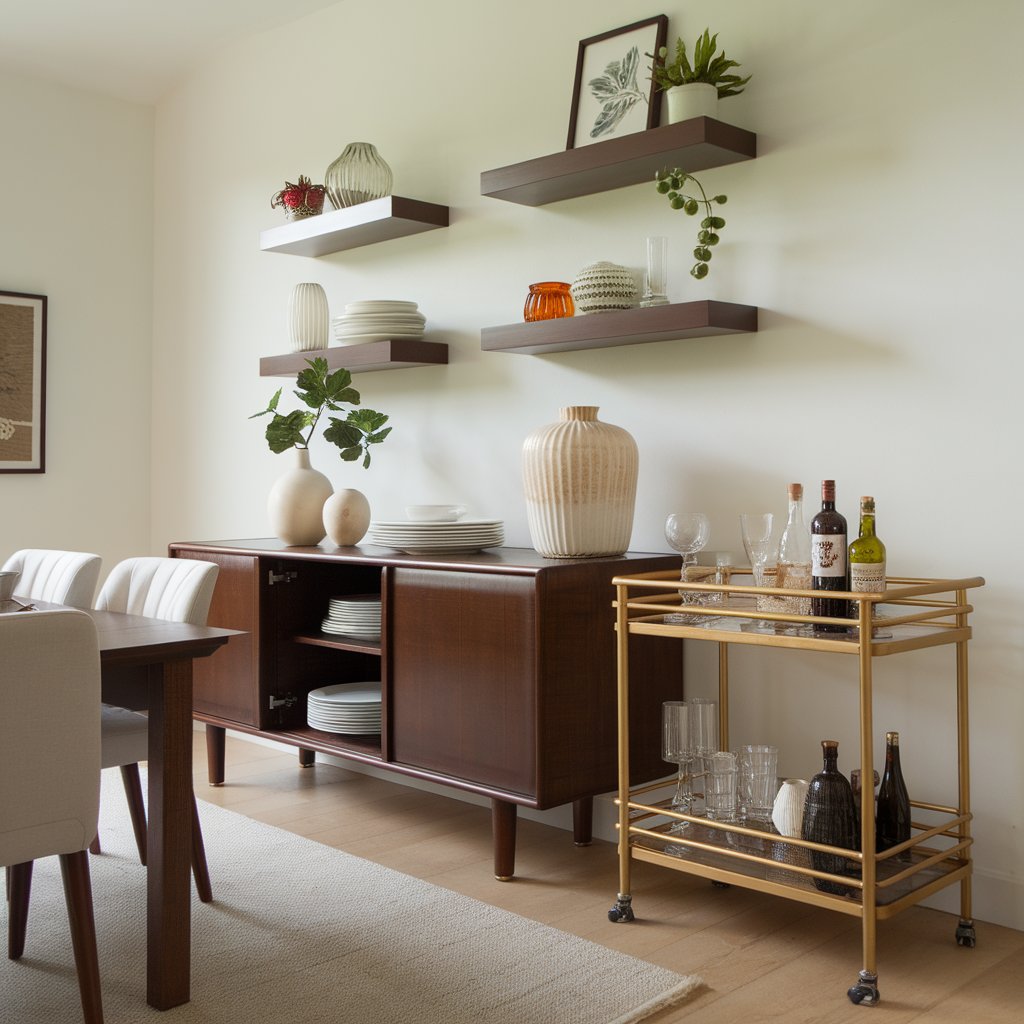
<box><xmin>609</xmin><ymin>571</ymin><xmax>985</xmax><ymax>1006</ymax></box>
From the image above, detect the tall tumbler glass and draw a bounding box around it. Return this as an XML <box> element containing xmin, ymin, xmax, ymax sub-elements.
<box><xmin>706</xmin><ymin>751</ymin><xmax>739</xmax><ymax>821</ymax></box>
<box><xmin>738</xmin><ymin>744</ymin><xmax>780</xmax><ymax>822</ymax></box>
<box><xmin>641</xmin><ymin>236</ymin><xmax>669</xmax><ymax>307</ymax></box>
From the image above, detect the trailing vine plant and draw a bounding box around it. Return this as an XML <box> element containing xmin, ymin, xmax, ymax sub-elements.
<box><xmin>654</xmin><ymin>168</ymin><xmax>728</xmax><ymax>279</ymax></box>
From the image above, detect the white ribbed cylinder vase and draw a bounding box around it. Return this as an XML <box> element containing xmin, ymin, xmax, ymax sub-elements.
<box><xmin>522</xmin><ymin>406</ymin><xmax>639</xmax><ymax>558</ymax></box>
<box><xmin>267</xmin><ymin>447</ymin><xmax>333</xmax><ymax>546</ymax></box>
<box><xmin>772</xmin><ymin>778</ymin><xmax>810</xmax><ymax>838</ymax></box>
<box><xmin>288</xmin><ymin>283</ymin><xmax>329</xmax><ymax>353</ymax></box>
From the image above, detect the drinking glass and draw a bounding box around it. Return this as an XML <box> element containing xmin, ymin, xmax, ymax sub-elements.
<box><xmin>740</xmin><ymin>512</ymin><xmax>780</xmax><ymax>626</ymax></box>
<box><xmin>687</xmin><ymin>697</ymin><xmax>719</xmax><ymax>816</ymax></box>
<box><xmin>738</xmin><ymin>744</ymin><xmax>780</xmax><ymax>822</ymax></box>
<box><xmin>665</xmin><ymin>512</ymin><xmax>711</xmax><ymax>622</ymax></box>
<box><xmin>661</xmin><ymin>701</ymin><xmax>693</xmax><ymax>823</ymax></box>
<box><xmin>706</xmin><ymin>751</ymin><xmax>739</xmax><ymax>821</ymax></box>
<box><xmin>641</xmin><ymin>236</ymin><xmax>668</xmax><ymax>307</ymax></box>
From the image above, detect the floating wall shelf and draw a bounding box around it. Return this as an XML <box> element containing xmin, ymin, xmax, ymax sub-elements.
<box><xmin>480</xmin><ymin>117</ymin><xmax>756</xmax><ymax>206</ymax></box>
<box><xmin>260</xmin><ymin>340</ymin><xmax>449</xmax><ymax>376</ymax></box>
<box><xmin>259</xmin><ymin>195</ymin><xmax>450</xmax><ymax>257</ymax></box>
<box><xmin>481</xmin><ymin>301</ymin><xmax>758</xmax><ymax>355</ymax></box>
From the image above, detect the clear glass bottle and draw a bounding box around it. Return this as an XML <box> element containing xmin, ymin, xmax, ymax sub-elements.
<box><xmin>778</xmin><ymin>482</ymin><xmax>812</xmax><ymax>615</ymax></box>
<box><xmin>849</xmin><ymin>495</ymin><xmax>886</xmax><ymax>594</ymax></box>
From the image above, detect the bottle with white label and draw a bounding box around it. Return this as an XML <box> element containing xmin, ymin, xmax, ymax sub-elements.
<box><xmin>810</xmin><ymin>479</ymin><xmax>848</xmax><ymax>630</ymax></box>
<box><xmin>849</xmin><ymin>495</ymin><xmax>886</xmax><ymax>593</ymax></box>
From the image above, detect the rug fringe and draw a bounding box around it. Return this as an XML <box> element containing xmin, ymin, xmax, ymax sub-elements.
<box><xmin>608</xmin><ymin>974</ymin><xmax>704</xmax><ymax>1024</ymax></box>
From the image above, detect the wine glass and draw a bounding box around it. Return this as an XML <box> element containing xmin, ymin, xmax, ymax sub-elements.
<box><xmin>665</xmin><ymin>513</ymin><xmax>711</xmax><ymax>622</ymax></box>
<box><xmin>740</xmin><ymin>512</ymin><xmax>778</xmax><ymax>630</ymax></box>
<box><xmin>662</xmin><ymin>701</ymin><xmax>693</xmax><ymax>827</ymax></box>
<box><xmin>687</xmin><ymin>697</ymin><xmax>719</xmax><ymax>817</ymax></box>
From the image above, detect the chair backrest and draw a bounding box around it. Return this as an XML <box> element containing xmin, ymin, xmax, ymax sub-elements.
<box><xmin>0</xmin><ymin>609</ymin><xmax>101</xmax><ymax>867</ymax></box>
<box><xmin>95</xmin><ymin>557</ymin><xmax>219</xmax><ymax>626</ymax></box>
<box><xmin>2</xmin><ymin>549</ymin><xmax>102</xmax><ymax>609</ymax></box>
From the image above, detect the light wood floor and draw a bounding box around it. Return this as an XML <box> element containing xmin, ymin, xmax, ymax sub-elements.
<box><xmin>193</xmin><ymin>734</ymin><xmax>1024</xmax><ymax>1023</ymax></box>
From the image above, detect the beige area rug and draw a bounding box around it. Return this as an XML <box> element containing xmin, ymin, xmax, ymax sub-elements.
<box><xmin>2</xmin><ymin>770</ymin><xmax>701</xmax><ymax>1023</ymax></box>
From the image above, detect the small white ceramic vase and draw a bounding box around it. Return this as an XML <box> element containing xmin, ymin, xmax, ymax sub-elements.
<box><xmin>288</xmin><ymin>283</ymin><xmax>329</xmax><ymax>353</ymax></box>
<box><xmin>772</xmin><ymin>778</ymin><xmax>810</xmax><ymax>838</ymax></box>
<box><xmin>666</xmin><ymin>83</ymin><xmax>719</xmax><ymax>123</ymax></box>
<box><xmin>267</xmin><ymin>447</ymin><xmax>333</xmax><ymax>547</ymax></box>
<box><xmin>569</xmin><ymin>261</ymin><xmax>638</xmax><ymax>315</ymax></box>
<box><xmin>323</xmin><ymin>488</ymin><xmax>371</xmax><ymax>547</ymax></box>
<box><xmin>522</xmin><ymin>406</ymin><xmax>639</xmax><ymax>558</ymax></box>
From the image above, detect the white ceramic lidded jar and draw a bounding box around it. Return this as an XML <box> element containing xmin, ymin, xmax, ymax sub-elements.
<box><xmin>522</xmin><ymin>406</ymin><xmax>639</xmax><ymax>558</ymax></box>
<box><xmin>569</xmin><ymin>261</ymin><xmax>639</xmax><ymax>315</ymax></box>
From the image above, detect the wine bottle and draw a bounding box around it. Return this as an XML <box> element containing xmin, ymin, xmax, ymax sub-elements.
<box><xmin>778</xmin><ymin>482</ymin><xmax>811</xmax><ymax>614</ymax></box>
<box><xmin>810</xmin><ymin>479</ymin><xmax>849</xmax><ymax>630</ymax></box>
<box><xmin>849</xmin><ymin>495</ymin><xmax>886</xmax><ymax>594</ymax></box>
<box><xmin>876</xmin><ymin>731</ymin><xmax>911</xmax><ymax>859</ymax></box>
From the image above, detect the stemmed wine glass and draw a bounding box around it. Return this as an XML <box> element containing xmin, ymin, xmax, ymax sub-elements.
<box><xmin>662</xmin><ymin>701</ymin><xmax>693</xmax><ymax>831</ymax></box>
<box><xmin>687</xmin><ymin>697</ymin><xmax>719</xmax><ymax>817</ymax></box>
<box><xmin>665</xmin><ymin>513</ymin><xmax>711</xmax><ymax>622</ymax></box>
<box><xmin>740</xmin><ymin>512</ymin><xmax>777</xmax><ymax>630</ymax></box>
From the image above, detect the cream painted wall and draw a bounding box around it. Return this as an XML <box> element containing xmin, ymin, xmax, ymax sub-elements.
<box><xmin>0</xmin><ymin>70</ymin><xmax>153</xmax><ymax>577</ymax></box>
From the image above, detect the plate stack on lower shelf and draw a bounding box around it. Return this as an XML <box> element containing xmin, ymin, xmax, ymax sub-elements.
<box><xmin>367</xmin><ymin>519</ymin><xmax>504</xmax><ymax>554</ymax></box>
<box><xmin>331</xmin><ymin>300</ymin><xmax>426</xmax><ymax>344</ymax></box>
<box><xmin>321</xmin><ymin>594</ymin><xmax>382</xmax><ymax>641</ymax></box>
<box><xmin>306</xmin><ymin>682</ymin><xmax>382</xmax><ymax>735</ymax></box>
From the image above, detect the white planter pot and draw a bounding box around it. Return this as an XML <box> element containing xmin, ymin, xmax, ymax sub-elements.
<box><xmin>323</xmin><ymin>488</ymin><xmax>371</xmax><ymax>547</ymax></box>
<box><xmin>267</xmin><ymin>447</ymin><xmax>333</xmax><ymax>547</ymax></box>
<box><xmin>288</xmin><ymin>283</ymin><xmax>329</xmax><ymax>353</ymax></box>
<box><xmin>772</xmin><ymin>778</ymin><xmax>810</xmax><ymax>838</ymax></box>
<box><xmin>522</xmin><ymin>406</ymin><xmax>639</xmax><ymax>558</ymax></box>
<box><xmin>666</xmin><ymin>83</ymin><xmax>719</xmax><ymax>123</ymax></box>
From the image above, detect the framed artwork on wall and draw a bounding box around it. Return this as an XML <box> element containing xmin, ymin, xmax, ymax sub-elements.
<box><xmin>566</xmin><ymin>15</ymin><xmax>668</xmax><ymax>150</ymax></box>
<box><xmin>0</xmin><ymin>290</ymin><xmax>47</xmax><ymax>473</ymax></box>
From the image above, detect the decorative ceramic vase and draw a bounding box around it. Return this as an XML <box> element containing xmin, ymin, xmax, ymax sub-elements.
<box><xmin>288</xmin><ymin>283</ymin><xmax>329</xmax><ymax>353</ymax></box>
<box><xmin>665</xmin><ymin>83</ymin><xmax>719</xmax><ymax>123</ymax></box>
<box><xmin>322</xmin><ymin>488</ymin><xmax>371</xmax><ymax>547</ymax></box>
<box><xmin>522</xmin><ymin>406</ymin><xmax>639</xmax><ymax>558</ymax></box>
<box><xmin>772</xmin><ymin>778</ymin><xmax>810</xmax><ymax>838</ymax></box>
<box><xmin>324</xmin><ymin>143</ymin><xmax>393</xmax><ymax>209</ymax></box>
<box><xmin>267</xmin><ymin>447</ymin><xmax>333</xmax><ymax>547</ymax></box>
<box><xmin>569</xmin><ymin>262</ymin><xmax>638</xmax><ymax>315</ymax></box>
<box><xmin>801</xmin><ymin>740</ymin><xmax>859</xmax><ymax>895</ymax></box>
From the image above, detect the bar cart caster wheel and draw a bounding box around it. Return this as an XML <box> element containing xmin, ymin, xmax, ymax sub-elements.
<box><xmin>711</xmin><ymin>881</ymin><xmax>731</xmax><ymax>889</ymax></box>
<box><xmin>847</xmin><ymin>971</ymin><xmax>880</xmax><ymax>1006</ymax></box>
<box><xmin>608</xmin><ymin>896</ymin><xmax>634</xmax><ymax>923</ymax></box>
<box><xmin>956</xmin><ymin>920</ymin><xmax>976</xmax><ymax>948</ymax></box>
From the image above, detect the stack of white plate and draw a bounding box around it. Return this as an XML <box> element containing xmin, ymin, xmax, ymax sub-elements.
<box><xmin>307</xmin><ymin>682</ymin><xmax>382</xmax><ymax>735</ymax></box>
<box><xmin>331</xmin><ymin>300</ymin><xmax>425</xmax><ymax>344</ymax></box>
<box><xmin>368</xmin><ymin>519</ymin><xmax>504</xmax><ymax>554</ymax></box>
<box><xmin>321</xmin><ymin>594</ymin><xmax>382</xmax><ymax>640</ymax></box>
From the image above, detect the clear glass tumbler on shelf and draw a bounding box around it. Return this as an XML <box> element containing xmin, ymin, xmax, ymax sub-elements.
<box><xmin>523</xmin><ymin>282</ymin><xmax>574</xmax><ymax>322</ymax></box>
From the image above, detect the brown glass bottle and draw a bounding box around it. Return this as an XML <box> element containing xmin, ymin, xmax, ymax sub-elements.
<box><xmin>801</xmin><ymin>739</ymin><xmax>859</xmax><ymax>894</ymax></box>
<box><xmin>810</xmin><ymin>479</ymin><xmax>849</xmax><ymax>630</ymax></box>
<box><xmin>876</xmin><ymin>731</ymin><xmax>911</xmax><ymax>860</ymax></box>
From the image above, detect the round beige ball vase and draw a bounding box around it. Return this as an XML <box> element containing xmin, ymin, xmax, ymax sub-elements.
<box><xmin>267</xmin><ymin>447</ymin><xmax>333</xmax><ymax>547</ymax></box>
<box><xmin>569</xmin><ymin>261</ymin><xmax>639</xmax><ymax>315</ymax></box>
<box><xmin>522</xmin><ymin>406</ymin><xmax>639</xmax><ymax>558</ymax></box>
<box><xmin>323</xmin><ymin>488</ymin><xmax>371</xmax><ymax>547</ymax></box>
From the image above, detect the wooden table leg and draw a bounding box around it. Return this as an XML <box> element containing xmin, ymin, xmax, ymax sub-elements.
<box><xmin>146</xmin><ymin>659</ymin><xmax>193</xmax><ymax>1010</ymax></box>
<box><xmin>572</xmin><ymin>796</ymin><xmax>594</xmax><ymax>846</ymax></box>
<box><xmin>298</xmin><ymin>747</ymin><xmax>315</xmax><ymax>767</ymax></box>
<box><xmin>206</xmin><ymin>724</ymin><xmax>226</xmax><ymax>785</ymax></box>
<box><xmin>491</xmin><ymin>799</ymin><xmax>517</xmax><ymax>881</ymax></box>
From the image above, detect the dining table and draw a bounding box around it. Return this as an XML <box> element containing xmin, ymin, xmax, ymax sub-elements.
<box><xmin>4</xmin><ymin>600</ymin><xmax>239</xmax><ymax>1010</ymax></box>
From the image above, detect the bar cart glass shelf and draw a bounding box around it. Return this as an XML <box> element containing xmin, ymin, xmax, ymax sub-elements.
<box><xmin>609</xmin><ymin>570</ymin><xmax>984</xmax><ymax>1007</ymax></box>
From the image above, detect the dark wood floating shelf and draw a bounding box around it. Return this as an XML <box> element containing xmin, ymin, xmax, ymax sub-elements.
<box><xmin>259</xmin><ymin>195</ymin><xmax>450</xmax><ymax>257</ymax></box>
<box><xmin>481</xmin><ymin>301</ymin><xmax>758</xmax><ymax>355</ymax></box>
<box><xmin>260</xmin><ymin>339</ymin><xmax>449</xmax><ymax>376</ymax></box>
<box><xmin>480</xmin><ymin>117</ymin><xmax>756</xmax><ymax>207</ymax></box>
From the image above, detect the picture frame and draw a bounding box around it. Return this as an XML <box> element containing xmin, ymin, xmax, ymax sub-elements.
<box><xmin>566</xmin><ymin>15</ymin><xmax>668</xmax><ymax>150</ymax></box>
<box><xmin>0</xmin><ymin>290</ymin><xmax>47</xmax><ymax>473</ymax></box>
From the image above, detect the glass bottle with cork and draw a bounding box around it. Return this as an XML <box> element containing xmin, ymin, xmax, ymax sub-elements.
<box><xmin>810</xmin><ymin>479</ymin><xmax>849</xmax><ymax>630</ymax></box>
<box><xmin>849</xmin><ymin>495</ymin><xmax>886</xmax><ymax>594</ymax></box>
<box><xmin>778</xmin><ymin>482</ymin><xmax>812</xmax><ymax>615</ymax></box>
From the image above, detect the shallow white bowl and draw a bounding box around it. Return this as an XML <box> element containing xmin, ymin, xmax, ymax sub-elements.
<box><xmin>405</xmin><ymin>504</ymin><xmax>467</xmax><ymax>522</ymax></box>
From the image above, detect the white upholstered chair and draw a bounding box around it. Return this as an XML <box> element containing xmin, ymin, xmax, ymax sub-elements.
<box><xmin>93</xmin><ymin>557</ymin><xmax>220</xmax><ymax>903</ymax></box>
<box><xmin>2</xmin><ymin>608</ymin><xmax>104</xmax><ymax>1024</ymax></box>
<box><xmin>2</xmin><ymin>548</ymin><xmax>102</xmax><ymax>609</ymax></box>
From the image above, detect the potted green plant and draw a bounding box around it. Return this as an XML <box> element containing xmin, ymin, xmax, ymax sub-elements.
<box><xmin>250</xmin><ymin>357</ymin><xmax>391</xmax><ymax>547</ymax></box>
<box><xmin>648</xmin><ymin>29</ymin><xmax>750</xmax><ymax>123</ymax></box>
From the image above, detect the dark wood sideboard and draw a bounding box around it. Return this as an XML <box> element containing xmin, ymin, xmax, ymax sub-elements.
<box><xmin>169</xmin><ymin>540</ymin><xmax>683</xmax><ymax>878</ymax></box>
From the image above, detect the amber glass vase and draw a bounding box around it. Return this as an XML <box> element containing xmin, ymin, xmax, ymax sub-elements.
<box><xmin>523</xmin><ymin>282</ymin><xmax>574</xmax><ymax>322</ymax></box>
<box><xmin>801</xmin><ymin>739</ymin><xmax>859</xmax><ymax>895</ymax></box>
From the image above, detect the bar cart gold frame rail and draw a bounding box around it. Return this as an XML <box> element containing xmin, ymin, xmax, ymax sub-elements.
<box><xmin>609</xmin><ymin>571</ymin><xmax>985</xmax><ymax>1006</ymax></box>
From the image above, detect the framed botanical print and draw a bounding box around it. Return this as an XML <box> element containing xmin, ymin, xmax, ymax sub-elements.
<box><xmin>0</xmin><ymin>290</ymin><xmax>47</xmax><ymax>473</ymax></box>
<box><xmin>566</xmin><ymin>15</ymin><xmax>668</xmax><ymax>149</ymax></box>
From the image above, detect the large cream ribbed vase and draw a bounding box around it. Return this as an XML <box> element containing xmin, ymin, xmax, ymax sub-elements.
<box><xmin>267</xmin><ymin>447</ymin><xmax>333</xmax><ymax>546</ymax></box>
<box><xmin>522</xmin><ymin>406</ymin><xmax>639</xmax><ymax>558</ymax></box>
